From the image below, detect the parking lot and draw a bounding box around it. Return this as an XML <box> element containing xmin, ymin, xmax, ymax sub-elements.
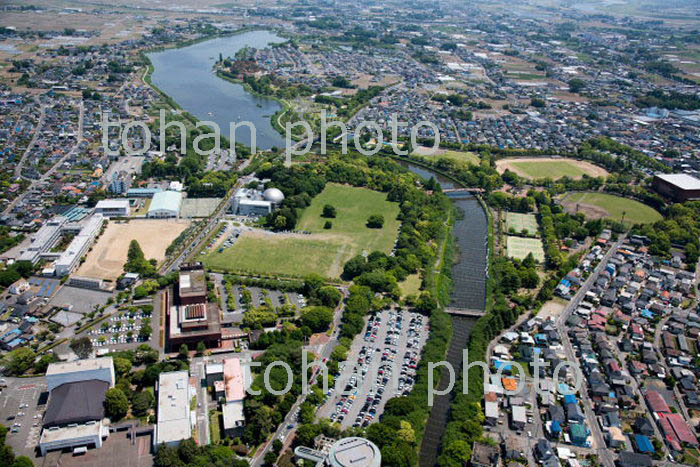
<box><xmin>318</xmin><ymin>307</ymin><xmax>429</xmax><ymax>429</ymax></box>
<box><xmin>0</xmin><ymin>377</ymin><xmax>48</xmax><ymax>459</ymax></box>
<box><xmin>87</xmin><ymin>307</ymin><xmax>153</xmax><ymax>348</ymax></box>
<box><xmin>225</xmin><ymin>285</ymin><xmax>306</xmax><ymax>313</ymax></box>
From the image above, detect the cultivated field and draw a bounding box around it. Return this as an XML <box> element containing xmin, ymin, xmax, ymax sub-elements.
<box><xmin>496</xmin><ymin>157</ymin><xmax>609</xmax><ymax>180</ymax></box>
<box><xmin>77</xmin><ymin>219</ymin><xmax>190</xmax><ymax>281</ymax></box>
<box><xmin>561</xmin><ymin>192</ymin><xmax>662</xmax><ymax>226</ymax></box>
<box><xmin>506</xmin><ymin>236</ymin><xmax>545</xmax><ymax>262</ymax></box>
<box><xmin>205</xmin><ymin>184</ymin><xmax>401</xmax><ymax>279</ymax></box>
<box><xmin>505</xmin><ymin>212</ymin><xmax>539</xmax><ymax>236</ymax></box>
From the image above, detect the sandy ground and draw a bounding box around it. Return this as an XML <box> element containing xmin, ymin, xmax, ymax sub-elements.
<box><xmin>560</xmin><ymin>197</ymin><xmax>609</xmax><ymax>220</ymax></box>
<box><xmin>77</xmin><ymin>219</ymin><xmax>190</xmax><ymax>281</ymax></box>
<box><xmin>496</xmin><ymin>157</ymin><xmax>609</xmax><ymax>180</ymax></box>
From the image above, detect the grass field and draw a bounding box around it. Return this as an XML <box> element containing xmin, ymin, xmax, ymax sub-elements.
<box><xmin>562</xmin><ymin>192</ymin><xmax>663</xmax><ymax>225</ymax></box>
<box><xmin>505</xmin><ymin>212</ymin><xmax>539</xmax><ymax>236</ymax></box>
<box><xmin>413</xmin><ymin>147</ymin><xmax>479</xmax><ymax>165</ymax></box>
<box><xmin>205</xmin><ymin>184</ymin><xmax>401</xmax><ymax>279</ymax></box>
<box><xmin>496</xmin><ymin>157</ymin><xmax>609</xmax><ymax>180</ymax></box>
<box><xmin>399</xmin><ymin>274</ymin><xmax>422</xmax><ymax>297</ymax></box>
<box><xmin>506</xmin><ymin>236</ymin><xmax>545</xmax><ymax>262</ymax></box>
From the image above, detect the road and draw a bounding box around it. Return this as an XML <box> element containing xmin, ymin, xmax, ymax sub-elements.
<box><xmin>249</xmin><ymin>293</ymin><xmax>346</xmax><ymax>467</ymax></box>
<box><xmin>554</xmin><ymin>236</ymin><xmax>625</xmax><ymax>467</ymax></box>
<box><xmin>14</xmin><ymin>105</ymin><xmax>47</xmax><ymax>178</ymax></box>
<box><xmin>160</xmin><ymin>156</ymin><xmax>253</xmax><ymax>274</ymax></box>
<box><xmin>3</xmin><ymin>101</ymin><xmax>85</xmax><ymax>216</ymax></box>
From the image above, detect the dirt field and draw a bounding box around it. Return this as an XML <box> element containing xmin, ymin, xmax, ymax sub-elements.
<box><xmin>496</xmin><ymin>157</ymin><xmax>609</xmax><ymax>180</ymax></box>
<box><xmin>77</xmin><ymin>219</ymin><xmax>190</xmax><ymax>281</ymax></box>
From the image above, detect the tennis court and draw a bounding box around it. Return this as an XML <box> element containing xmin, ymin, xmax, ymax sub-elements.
<box><xmin>506</xmin><ymin>236</ymin><xmax>545</xmax><ymax>262</ymax></box>
<box><xmin>505</xmin><ymin>212</ymin><xmax>539</xmax><ymax>236</ymax></box>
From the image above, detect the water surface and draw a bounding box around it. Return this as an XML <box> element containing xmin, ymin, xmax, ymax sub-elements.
<box><xmin>148</xmin><ymin>30</ymin><xmax>286</xmax><ymax>149</ymax></box>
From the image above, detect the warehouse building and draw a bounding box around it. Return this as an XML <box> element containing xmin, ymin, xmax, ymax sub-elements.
<box><xmin>95</xmin><ymin>199</ymin><xmax>130</xmax><ymax>217</ymax></box>
<box><xmin>652</xmin><ymin>173</ymin><xmax>700</xmax><ymax>202</ymax></box>
<box><xmin>148</xmin><ymin>191</ymin><xmax>183</xmax><ymax>218</ymax></box>
<box><xmin>154</xmin><ymin>371</ymin><xmax>193</xmax><ymax>450</ymax></box>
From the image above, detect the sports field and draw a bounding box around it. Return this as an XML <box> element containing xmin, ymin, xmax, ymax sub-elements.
<box><xmin>506</xmin><ymin>236</ymin><xmax>545</xmax><ymax>262</ymax></box>
<box><xmin>77</xmin><ymin>219</ymin><xmax>190</xmax><ymax>281</ymax></box>
<box><xmin>205</xmin><ymin>184</ymin><xmax>401</xmax><ymax>279</ymax></box>
<box><xmin>505</xmin><ymin>212</ymin><xmax>539</xmax><ymax>236</ymax></box>
<box><xmin>561</xmin><ymin>192</ymin><xmax>662</xmax><ymax>225</ymax></box>
<box><xmin>496</xmin><ymin>157</ymin><xmax>609</xmax><ymax>180</ymax></box>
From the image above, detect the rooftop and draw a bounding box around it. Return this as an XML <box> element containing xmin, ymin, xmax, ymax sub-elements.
<box><xmin>155</xmin><ymin>371</ymin><xmax>191</xmax><ymax>446</ymax></box>
<box><xmin>655</xmin><ymin>173</ymin><xmax>700</xmax><ymax>191</ymax></box>
<box><xmin>46</xmin><ymin>356</ymin><xmax>114</xmax><ymax>377</ymax></box>
<box><xmin>224</xmin><ymin>358</ymin><xmax>245</xmax><ymax>402</ymax></box>
<box><xmin>327</xmin><ymin>437</ymin><xmax>381</xmax><ymax>467</ymax></box>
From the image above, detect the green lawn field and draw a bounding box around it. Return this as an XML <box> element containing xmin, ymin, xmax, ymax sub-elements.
<box><xmin>506</xmin><ymin>236</ymin><xmax>545</xmax><ymax>262</ymax></box>
<box><xmin>510</xmin><ymin>160</ymin><xmax>588</xmax><ymax>179</ymax></box>
<box><xmin>204</xmin><ymin>183</ymin><xmax>401</xmax><ymax>279</ymax></box>
<box><xmin>564</xmin><ymin>192</ymin><xmax>662</xmax><ymax>225</ymax></box>
<box><xmin>413</xmin><ymin>148</ymin><xmax>480</xmax><ymax>166</ymax></box>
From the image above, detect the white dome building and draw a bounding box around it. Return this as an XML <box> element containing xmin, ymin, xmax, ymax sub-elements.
<box><xmin>262</xmin><ymin>188</ymin><xmax>285</xmax><ymax>204</ymax></box>
<box><xmin>326</xmin><ymin>438</ymin><xmax>381</xmax><ymax>467</ymax></box>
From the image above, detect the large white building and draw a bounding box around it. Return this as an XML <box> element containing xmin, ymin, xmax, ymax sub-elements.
<box><xmin>148</xmin><ymin>191</ymin><xmax>183</xmax><ymax>218</ymax></box>
<box><xmin>95</xmin><ymin>199</ymin><xmax>130</xmax><ymax>217</ymax></box>
<box><xmin>154</xmin><ymin>371</ymin><xmax>193</xmax><ymax>450</ymax></box>
<box><xmin>39</xmin><ymin>357</ymin><xmax>115</xmax><ymax>456</ymax></box>
<box><xmin>18</xmin><ymin>217</ymin><xmax>67</xmax><ymax>263</ymax></box>
<box><xmin>54</xmin><ymin>214</ymin><xmax>105</xmax><ymax>277</ymax></box>
<box><xmin>295</xmin><ymin>437</ymin><xmax>381</xmax><ymax>467</ymax></box>
<box><xmin>231</xmin><ymin>187</ymin><xmax>284</xmax><ymax>217</ymax></box>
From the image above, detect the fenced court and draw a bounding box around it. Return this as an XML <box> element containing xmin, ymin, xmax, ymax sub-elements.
<box><xmin>505</xmin><ymin>212</ymin><xmax>539</xmax><ymax>236</ymax></box>
<box><xmin>506</xmin><ymin>236</ymin><xmax>545</xmax><ymax>262</ymax></box>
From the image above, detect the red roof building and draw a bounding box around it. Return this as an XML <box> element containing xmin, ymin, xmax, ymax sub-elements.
<box><xmin>646</xmin><ymin>391</ymin><xmax>671</xmax><ymax>414</ymax></box>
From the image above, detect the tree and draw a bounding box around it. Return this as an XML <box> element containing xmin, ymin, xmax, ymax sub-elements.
<box><xmin>70</xmin><ymin>336</ymin><xmax>93</xmax><ymax>359</ymax></box>
<box><xmin>33</xmin><ymin>352</ymin><xmax>59</xmax><ymax>374</ymax></box>
<box><xmin>323</xmin><ymin>221</ymin><xmax>332</xmax><ymax>229</ymax></box>
<box><xmin>103</xmin><ymin>387</ymin><xmax>129</xmax><ymax>421</ymax></box>
<box><xmin>530</xmin><ymin>97</ymin><xmax>546</xmax><ymax>108</ymax></box>
<box><xmin>300</xmin><ymin>307</ymin><xmax>334</xmax><ymax>333</ymax></box>
<box><xmin>271</xmin><ymin>439</ymin><xmax>283</xmax><ymax>454</ymax></box>
<box><xmin>178</xmin><ymin>344</ymin><xmax>189</xmax><ymax>360</ymax></box>
<box><xmin>196</xmin><ymin>341</ymin><xmax>206</xmax><ymax>355</ymax></box>
<box><xmin>322</xmin><ymin>204</ymin><xmax>336</xmax><ymax>218</ymax></box>
<box><xmin>113</xmin><ymin>357</ymin><xmax>132</xmax><ymax>377</ymax></box>
<box><xmin>2</xmin><ymin>347</ymin><xmax>36</xmax><ymax>376</ymax></box>
<box><xmin>366</xmin><ymin>214</ymin><xmax>384</xmax><ymax>228</ymax></box>
<box><xmin>317</xmin><ymin>286</ymin><xmax>342</xmax><ymax>307</ymax></box>
<box><xmin>397</xmin><ymin>420</ymin><xmax>416</xmax><ymax>444</ymax></box>
<box><xmin>12</xmin><ymin>456</ymin><xmax>33</xmax><ymax>467</ymax></box>
<box><xmin>139</xmin><ymin>323</ymin><xmax>153</xmax><ymax>341</ymax></box>
<box><xmin>263</xmin><ymin>450</ymin><xmax>278</xmax><ymax>466</ymax></box>
<box><xmin>568</xmin><ymin>78</ymin><xmax>586</xmax><ymax>93</ymax></box>
<box><xmin>442</xmin><ymin>439</ymin><xmax>472</xmax><ymax>465</ymax></box>
<box><xmin>132</xmin><ymin>391</ymin><xmax>154</xmax><ymax>417</ymax></box>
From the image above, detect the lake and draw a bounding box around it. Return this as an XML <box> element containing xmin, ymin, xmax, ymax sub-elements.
<box><xmin>147</xmin><ymin>30</ymin><xmax>287</xmax><ymax>150</ymax></box>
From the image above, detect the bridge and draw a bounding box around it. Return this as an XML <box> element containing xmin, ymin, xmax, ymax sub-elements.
<box><xmin>444</xmin><ymin>307</ymin><xmax>486</xmax><ymax>318</ymax></box>
<box><xmin>442</xmin><ymin>188</ymin><xmax>485</xmax><ymax>194</ymax></box>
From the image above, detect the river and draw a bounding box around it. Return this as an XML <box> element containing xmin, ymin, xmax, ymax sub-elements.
<box><xmin>400</xmin><ymin>162</ymin><xmax>488</xmax><ymax>467</ymax></box>
<box><xmin>147</xmin><ymin>30</ymin><xmax>287</xmax><ymax>150</ymax></box>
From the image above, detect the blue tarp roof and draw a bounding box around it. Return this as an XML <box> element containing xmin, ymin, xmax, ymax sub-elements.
<box><xmin>564</xmin><ymin>394</ymin><xmax>578</xmax><ymax>404</ymax></box>
<box><xmin>551</xmin><ymin>420</ymin><xmax>561</xmax><ymax>432</ymax></box>
<box><xmin>634</xmin><ymin>434</ymin><xmax>655</xmax><ymax>453</ymax></box>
